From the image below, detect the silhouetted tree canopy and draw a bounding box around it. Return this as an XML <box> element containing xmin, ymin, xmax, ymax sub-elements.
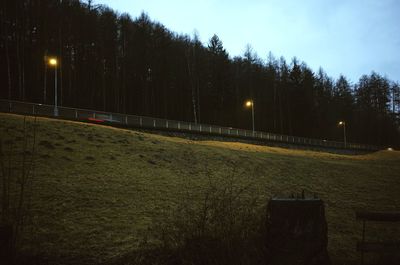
<box><xmin>0</xmin><ymin>0</ymin><xmax>399</xmax><ymax>147</ymax></box>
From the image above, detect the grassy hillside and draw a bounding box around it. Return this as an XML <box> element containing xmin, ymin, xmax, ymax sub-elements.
<box><xmin>1</xmin><ymin>113</ymin><xmax>400</xmax><ymax>264</ymax></box>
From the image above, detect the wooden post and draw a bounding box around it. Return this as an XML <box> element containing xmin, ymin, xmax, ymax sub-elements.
<box><xmin>361</xmin><ymin>220</ymin><xmax>365</xmax><ymax>265</ymax></box>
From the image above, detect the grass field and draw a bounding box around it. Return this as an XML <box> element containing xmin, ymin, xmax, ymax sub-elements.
<box><xmin>1</xmin><ymin>113</ymin><xmax>400</xmax><ymax>264</ymax></box>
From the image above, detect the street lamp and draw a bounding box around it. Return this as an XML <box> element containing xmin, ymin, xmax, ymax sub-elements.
<box><xmin>338</xmin><ymin>121</ymin><xmax>346</xmax><ymax>148</ymax></box>
<box><xmin>245</xmin><ymin>100</ymin><xmax>255</xmax><ymax>134</ymax></box>
<box><xmin>48</xmin><ymin>57</ymin><xmax>58</xmax><ymax>116</ymax></box>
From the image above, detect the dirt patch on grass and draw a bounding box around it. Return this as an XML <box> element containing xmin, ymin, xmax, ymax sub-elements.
<box><xmin>147</xmin><ymin>159</ymin><xmax>157</xmax><ymax>165</ymax></box>
<box><xmin>118</xmin><ymin>139</ymin><xmax>130</xmax><ymax>144</ymax></box>
<box><xmin>39</xmin><ymin>140</ymin><xmax>55</xmax><ymax>149</ymax></box>
<box><xmin>85</xmin><ymin>156</ymin><xmax>95</xmax><ymax>161</ymax></box>
<box><xmin>62</xmin><ymin>156</ymin><xmax>72</xmax><ymax>161</ymax></box>
<box><xmin>64</xmin><ymin>147</ymin><xmax>74</xmax><ymax>152</ymax></box>
<box><xmin>40</xmin><ymin>154</ymin><xmax>51</xmax><ymax>159</ymax></box>
<box><xmin>56</xmin><ymin>135</ymin><xmax>65</xmax><ymax>141</ymax></box>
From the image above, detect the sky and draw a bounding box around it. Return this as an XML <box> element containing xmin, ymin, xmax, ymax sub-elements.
<box><xmin>97</xmin><ymin>0</ymin><xmax>400</xmax><ymax>83</ymax></box>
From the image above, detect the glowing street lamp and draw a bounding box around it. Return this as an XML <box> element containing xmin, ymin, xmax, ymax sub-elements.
<box><xmin>48</xmin><ymin>57</ymin><xmax>58</xmax><ymax>116</ymax></box>
<box><xmin>49</xmin><ymin>58</ymin><xmax>57</xmax><ymax>66</ymax></box>
<box><xmin>338</xmin><ymin>121</ymin><xmax>346</xmax><ymax>148</ymax></box>
<box><xmin>245</xmin><ymin>100</ymin><xmax>255</xmax><ymax>134</ymax></box>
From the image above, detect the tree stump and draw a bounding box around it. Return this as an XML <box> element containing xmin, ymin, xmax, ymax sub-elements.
<box><xmin>265</xmin><ymin>198</ymin><xmax>331</xmax><ymax>265</ymax></box>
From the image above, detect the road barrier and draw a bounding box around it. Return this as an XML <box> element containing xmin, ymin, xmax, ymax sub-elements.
<box><xmin>0</xmin><ymin>100</ymin><xmax>379</xmax><ymax>151</ymax></box>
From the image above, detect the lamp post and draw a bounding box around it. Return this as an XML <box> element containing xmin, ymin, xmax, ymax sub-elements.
<box><xmin>48</xmin><ymin>57</ymin><xmax>58</xmax><ymax>116</ymax></box>
<box><xmin>245</xmin><ymin>100</ymin><xmax>255</xmax><ymax>134</ymax></box>
<box><xmin>338</xmin><ymin>121</ymin><xmax>346</xmax><ymax>148</ymax></box>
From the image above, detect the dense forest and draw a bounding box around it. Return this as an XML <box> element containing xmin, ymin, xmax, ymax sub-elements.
<box><xmin>1</xmin><ymin>0</ymin><xmax>399</xmax><ymax>147</ymax></box>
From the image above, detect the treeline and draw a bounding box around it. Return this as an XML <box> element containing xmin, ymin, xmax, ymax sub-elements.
<box><xmin>1</xmin><ymin>0</ymin><xmax>399</xmax><ymax>146</ymax></box>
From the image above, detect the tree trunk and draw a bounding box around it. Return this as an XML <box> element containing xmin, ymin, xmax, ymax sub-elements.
<box><xmin>59</xmin><ymin>29</ymin><xmax>63</xmax><ymax>106</ymax></box>
<box><xmin>44</xmin><ymin>50</ymin><xmax>47</xmax><ymax>103</ymax></box>
<box><xmin>2</xmin><ymin>4</ymin><xmax>12</xmax><ymax>100</ymax></box>
<box><xmin>15</xmin><ymin>13</ymin><xmax>22</xmax><ymax>100</ymax></box>
<box><xmin>273</xmin><ymin>81</ymin><xmax>277</xmax><ymax>131</ymax></box>
<box><xmin>196</xmin><ymin>75</ymin><xmax>201</xmax><ymax>123</ymax></box>
<box><xmin>102</xmin><ymin>59</ymin><xmax>106</xmax><ymax>110</ymax></box>
<box><xmin>185</xmin><ymin>50</ymin><xmax>198</xmax><ymax>123</ymax></box>
<box><xmin>21</xmin><ymin>36</ymin><xmax>25</xmax><ymax>101</ymax></box>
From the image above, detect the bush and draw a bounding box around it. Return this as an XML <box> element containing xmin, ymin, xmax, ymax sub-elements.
<box><xmin>136</xmin><ymin>168</ymin><xmax>268</xmax><ymax>265</ymax></box>
<box><xmin>0</xmin><ymin>116</ymin><xmax>38</xmax><ymax>262</ymax></box>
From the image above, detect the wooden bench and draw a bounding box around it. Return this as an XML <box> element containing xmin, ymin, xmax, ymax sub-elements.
<box><xmin>356</xmin><ymin>211</ymin><xmax>400</xmax><ymax>265</ymax></box>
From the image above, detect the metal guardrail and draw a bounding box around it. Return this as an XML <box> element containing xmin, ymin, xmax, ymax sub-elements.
<box><xmin>0</xmin><ymin>100</ymin><xmax>380</xmax><ymax>151</ymax></box>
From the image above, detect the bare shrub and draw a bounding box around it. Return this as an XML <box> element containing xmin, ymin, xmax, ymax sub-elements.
<box><xmin>140</xmin><ymin>166</ymin><xmax>267</xmax><ymax>265</ymax></box>
<box><xmin>0</xmin><ymin>116</ymin><xmax>38</xmax><ymax>261</ymax></box>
